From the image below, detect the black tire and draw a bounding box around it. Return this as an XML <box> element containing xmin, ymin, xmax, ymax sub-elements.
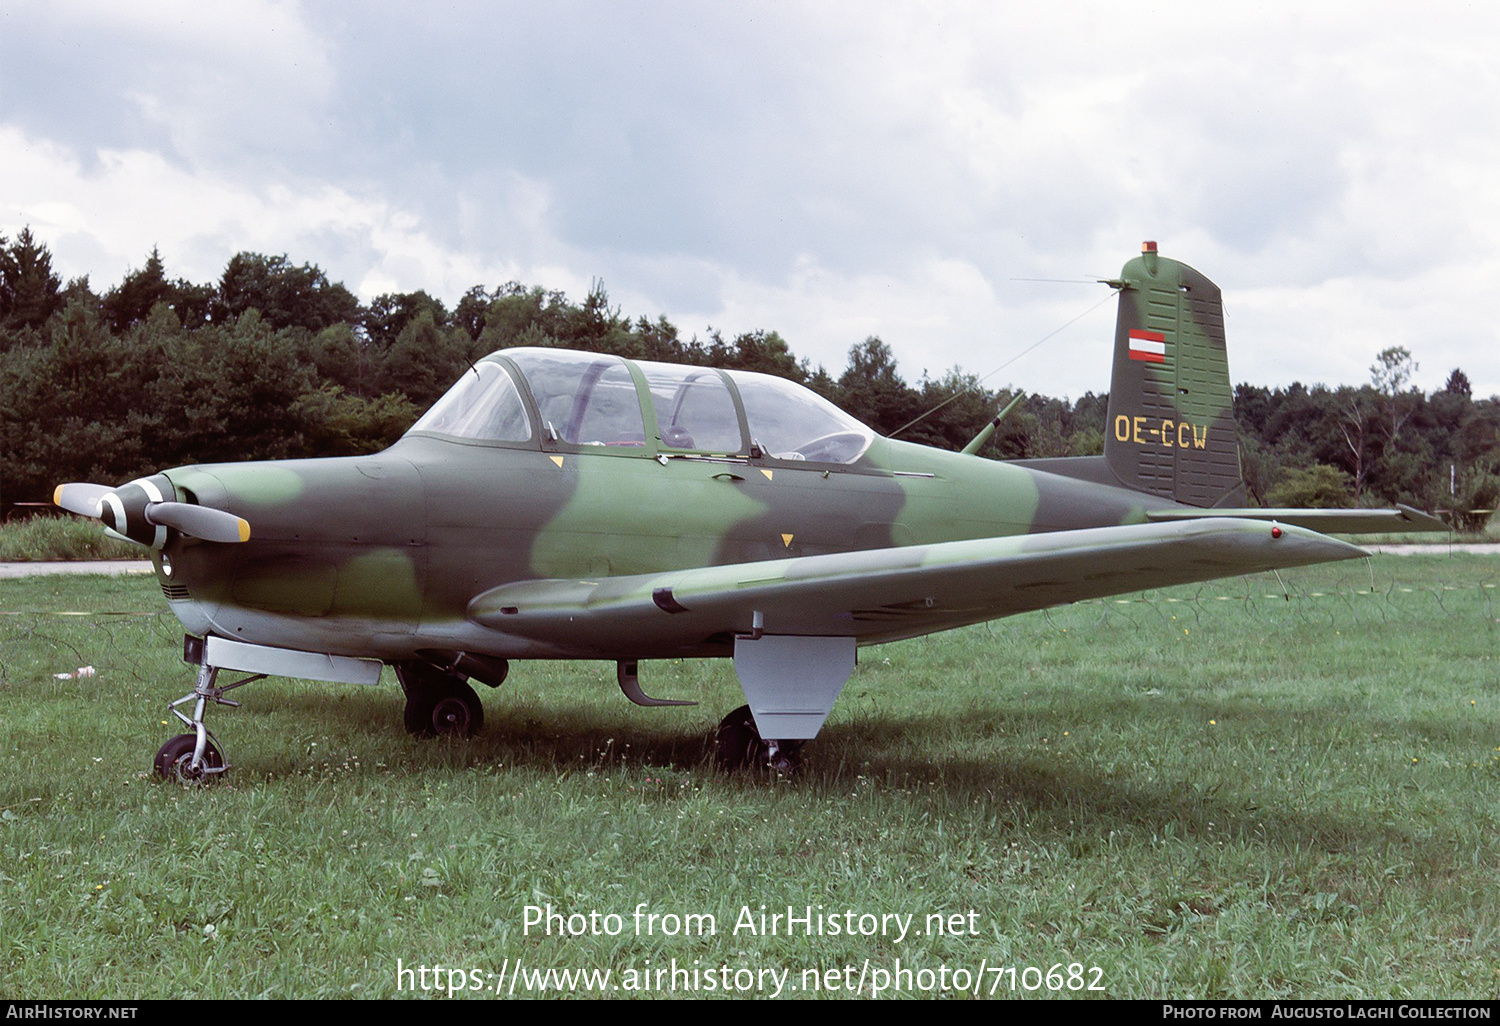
<box><xmin>398</xmin><ymin>662</ymin><xmax>484</xmax><ymax>738</ymax></box>
<box><xmin>426</xmin><ymin>681</ymin><xmax>484</xmax><ymax>737</ymax></box>
<box><xmin>714</xmin><ymin>705</ymin><xmax>802</xmax><ymax>773</ymax></box>
<box><xmin>714</xmin><ymin>704</ymin><xmax>761</xmax><ymax>771</ymax></box>
<box><xmin>153</xmin><ymin>733</ymin><xmax>224</xmax><ymax>784</ymax></box>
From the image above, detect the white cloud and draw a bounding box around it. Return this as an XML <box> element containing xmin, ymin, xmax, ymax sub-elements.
<box><xmin>1</xmin><ymin>0</ymin><xmax>337</xmax><ymax>196</ymax></box>
<box><xmin>671</xmin><ymin>252</ymin><xmax>1119</xmax><ymax>399</ymax></box>
<box><xmin>0</xmin><ymin>125</ymin><xmax>566</xmax><ymax>302</ymax></box>
<box><xmin>4</xmin><ymin>2</ymin><xmax>1500</xmax><ymax>396</ymax></box>
<box><xmin>40</xmin><ymin>0</ymin><xmax>324</xmax><ymax>51</ymax></box>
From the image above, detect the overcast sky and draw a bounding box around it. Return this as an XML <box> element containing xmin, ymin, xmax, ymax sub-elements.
<box><xmin>3</xmin><ymin>1</ymin><xmax>1498</xmax><ymax>400</ymax></box>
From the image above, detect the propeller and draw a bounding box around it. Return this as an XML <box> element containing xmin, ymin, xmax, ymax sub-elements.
<box><xmin>145</xmin><ymin>502</ymin><xmax>251</xmax><ymax>543</ymax></box>
<box><xmin>53</xmin><ymin>483</ymin><xmax>113</xmax><ymax>517</ymax></box>
<box><xmin>53</xmin><ymin>476</ymin><xmax>250</xmax><ymax>547</ymax></box>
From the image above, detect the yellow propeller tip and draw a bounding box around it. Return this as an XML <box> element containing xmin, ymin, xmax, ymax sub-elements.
<box><xmin>52</xmin><ymin>486</ymin><xmax>64</xmax><ymax>507</ymax></box>
<box><xmin>237</xmin><ymin>519</ymin><xmax>251</xmax><ymax>542</ymax></box>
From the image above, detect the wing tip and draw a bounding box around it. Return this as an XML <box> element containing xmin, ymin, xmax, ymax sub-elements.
<box><xmin>1268</xmin><ymin>521</ymin><xmax>1368</xmax><ymax>564</ymax></box>
<box><xmin>1396</xmin><ymin>503</ymin><xmax>1451</xmax><ymax>532</ymax></box>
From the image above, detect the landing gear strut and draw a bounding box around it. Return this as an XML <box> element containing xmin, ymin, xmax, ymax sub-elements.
<box><xmin>714</xmin><ymin>705</ymin><xmax>802</xmax><ymax>774</ymax></box>
<box><xmin>397</xmin><ymin>661</ymin><xmax>484</xmax><ymax>737</ymax></box>
<box><xmin>153</xmin><ymin>659</ymin><xmax>265</xmax><ymax>785</ymax></box>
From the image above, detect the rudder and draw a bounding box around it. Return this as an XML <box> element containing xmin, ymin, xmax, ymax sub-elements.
<box><xmin>1103</xmin><ymin>242</ymin><xmax>1245</xmax><ymax>507</ymax></box>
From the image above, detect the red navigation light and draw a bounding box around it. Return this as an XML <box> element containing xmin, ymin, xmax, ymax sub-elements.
<box><xmin>1142</xmin><ymin>241</ymin><xmax>1158</xmax><ymax>254</ymax></box>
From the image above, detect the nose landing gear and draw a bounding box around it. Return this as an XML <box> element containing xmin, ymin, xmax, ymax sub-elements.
<box><xmin>153</xmin><ymin>660</ymin><xmax>265</xmax><ymax>785</ymax></box>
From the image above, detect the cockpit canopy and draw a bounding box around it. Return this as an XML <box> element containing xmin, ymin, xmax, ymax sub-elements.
<box><xmin>408</xmin><ymin>347</ymin><xmax>876</xmax><ymax>464</ymax></box>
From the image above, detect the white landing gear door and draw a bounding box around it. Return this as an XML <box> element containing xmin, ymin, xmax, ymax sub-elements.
<box><xmin>732</xmin><ymin>635</ymin><xmax>856</xmax><ymax>740</ymax></box>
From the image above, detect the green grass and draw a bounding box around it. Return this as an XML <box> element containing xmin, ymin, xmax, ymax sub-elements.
<box><xmin>1</xmin><ymin>558</ymin><xmax>1498</xmax><ymax>999</ymax></box>
<box><xmin>1333</xmin><ymin>521</ymin><xmax>1499</xmax><ymax>545</ymax></box>
<box><xmin>0</xmin><ymin>516</ymin><xmax>144</xmax><ymax>561</ymax></box>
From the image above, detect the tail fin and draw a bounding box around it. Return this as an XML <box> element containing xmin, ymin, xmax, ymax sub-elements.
<box><xmin>1103</xmin><ymin>242</ymin><xmax>1245</xmax><ymax>507</ymax></box>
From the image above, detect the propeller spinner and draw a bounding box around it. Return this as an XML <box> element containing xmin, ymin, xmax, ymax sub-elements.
<box><xmin>53</xmin><ymin>476</ymin><xmax>250</xmax><ymax>548</ymax></box>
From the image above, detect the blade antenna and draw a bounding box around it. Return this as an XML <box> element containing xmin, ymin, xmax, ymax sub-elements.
<box><xmin>1007</xmin><ymin>277</ymin><xmax>1103</xmax><ymax>283</ymax></box>
<box><xmin>888</xmin><ymin>288</ymin><xmax>1117</xmax><ymax>439</ymax></box>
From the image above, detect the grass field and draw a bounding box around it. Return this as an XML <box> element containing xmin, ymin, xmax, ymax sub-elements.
<box><xmin>1</xmin><ymin>557</ymin><xmax>1497</xmax><ymax>1000</ymax></box>
<box><xmin>0</xmin><ymin>517</ymin><xmax>142</xmax><ymax>561</ymax></box>
<box><xmin>1337</xmin><ymin>525</ymin><xmax>1498</xmax><ymax>545</ymax></box>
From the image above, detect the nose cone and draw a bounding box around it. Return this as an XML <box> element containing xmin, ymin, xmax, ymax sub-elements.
<box><xmin>162</xmin><ymin>455</ymin><xmax>424</xmax><ymax>546</ymax></box>
<box><xmin>97</xmin><ymin>474</ymin><xmax>176</xmax><ymax>548</ymax></box>
<box><xmin>156</xmin><ymin>455</ymin><xmax>427</xmax><ymax>633</ymax></box>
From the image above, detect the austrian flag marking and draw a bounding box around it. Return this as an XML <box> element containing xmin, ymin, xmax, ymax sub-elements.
<box><xmin>1128</xmin><ymin>329</ymin><xmax>1167</xmax><ymax>363</ymax></box>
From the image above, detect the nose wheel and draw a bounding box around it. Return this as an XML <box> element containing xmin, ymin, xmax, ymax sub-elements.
<box><xmin>154</xmin><ymin>733</ymin><xmax>225</xmax><ymax>784</ymax></box>
<box><xmin>714</xmin><ymin>704</ymin><xmax>802</xmax><ymax>773</ymax></box>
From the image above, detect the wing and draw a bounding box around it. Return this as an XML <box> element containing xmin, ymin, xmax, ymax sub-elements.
<box><xmin>467</xmin><ymin>519</ymin><xmax>1366</xmax><ymax>657</ymax></box>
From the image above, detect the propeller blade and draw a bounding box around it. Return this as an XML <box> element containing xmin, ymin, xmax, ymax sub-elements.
<box><xmin>53</xmin><ymin>483</ymin><xmax>113</xmax><ymax>518</ymax></box>
<box><xmin>145</xmin><ymin>502</ymin><xmax>251</xmax><ymax>543</ymax></box>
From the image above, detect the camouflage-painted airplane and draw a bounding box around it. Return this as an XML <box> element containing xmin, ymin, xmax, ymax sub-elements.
<box><xmin>55</xmin><ymin>243</ymin><xmax>1444</xmax><ymax>781</ymax></box>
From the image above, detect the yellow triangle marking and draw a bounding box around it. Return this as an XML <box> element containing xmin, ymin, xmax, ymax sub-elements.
<box><xmin>781</xmin><ymin>533</ymin><xmax>794</xmax><ymax>548</ymax></box>
<box><xmin>549</xmin><ymin>455</ymin><xmax>565</xmax><ymax>468</ymax></box>
<box><xmin>759</xmin><ymin>469</ymin><xmax>774</xmax><ymax>481</ymax></box>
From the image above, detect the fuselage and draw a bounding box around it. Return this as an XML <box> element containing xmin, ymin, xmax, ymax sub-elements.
<box><xmin>153</xmin><ymin>437</ymin><xmax>1171</xmax><ymax>662</ymax></box>
<box><xmin>148</xmin><ymin>347</ymin><xmax>1173</xmax><ymax>663</ymax></box>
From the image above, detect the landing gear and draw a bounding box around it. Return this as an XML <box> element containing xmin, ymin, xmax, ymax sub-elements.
<box><xmin>154</xmin><ymin>733</ymin><xmax>225</xmax><ymax>784</ymax></box>
<box><xmin>397</xmin><ymin>661</ymin><xmax>484</xmax><ymax>737</ymax></box>
<box><xmin>714</xmin><ymin>704</ymin><xmax>802</xmax><ymax>774</ymax></box>
<box><xmin>153</xmin><ymin>659</ymin><xmax>262</xmax><ymax>784</ymax></box>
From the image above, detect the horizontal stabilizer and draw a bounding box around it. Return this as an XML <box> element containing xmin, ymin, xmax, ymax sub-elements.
<box><xmin>1144</xmin><ymin>503</ymin><xmax>1448</xmax><ymax>535</ymax></box>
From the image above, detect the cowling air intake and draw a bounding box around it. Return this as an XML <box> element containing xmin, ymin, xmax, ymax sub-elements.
<box><xmin>54</xmin><ymin>475</ymin><xmax>251</xmax><ymax>548</ymax></box>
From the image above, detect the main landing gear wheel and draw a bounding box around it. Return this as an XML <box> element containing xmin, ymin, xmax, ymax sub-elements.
<box><xmin>153</xmin><ymin>733</ymin><xmax>225</xmax><ymax>785</ymax></box>
<box><xmin>714</xmin><ymin>705</ymin><xmax>802</xmax><ymax>774</ymax></box>
<box><xmin>398</xmin><ymin>663</ymin><xmax>484</xmax><ymax>738</ymax></box>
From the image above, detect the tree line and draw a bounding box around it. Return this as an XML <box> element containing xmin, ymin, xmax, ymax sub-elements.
<box><xmin>2</xmin><ymin>229</ymin><xmax>1496</xmax><ymax>529</ymax></box>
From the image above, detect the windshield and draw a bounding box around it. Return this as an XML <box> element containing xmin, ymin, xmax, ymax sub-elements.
<box><xmin>727</xmin><ymin>370</ymin><xmax>874</xmax><ymax>464</ymax></box>
<box><xmin>407</xmin><ymin>360</ymin><xmax>533</xmax><ymax>443</ymax></box>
